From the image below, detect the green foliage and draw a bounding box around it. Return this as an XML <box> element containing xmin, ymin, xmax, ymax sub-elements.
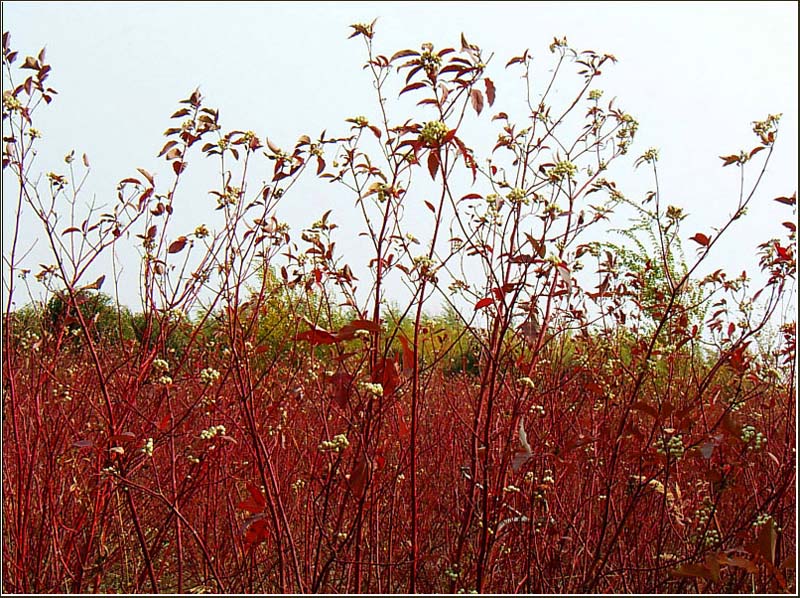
<box><xmin>43</xmin><ymin>290</ymin><xmax>134</xmax><ymax>344</ymax></box>
<box><xmin>600</xmin><ymin>206</ymin><xmax>709</xmax><ymax>335</ymax></box>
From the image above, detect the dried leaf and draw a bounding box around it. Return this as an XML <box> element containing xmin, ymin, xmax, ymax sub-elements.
<box><xmin>168</xmin><ymin>236</ymin><xmax>188</xmax><ymax>254</ymax></box>
<box><xmin>400</xmin><ymin>81</ymin><xmax>427</xmax><ymax>96</ymax></box>
<box><xmin>294</xmin><ymin>328</ymin><xmax>337</xmax><ymax>345</ymax></box>
<box><xmin>496</xmin><ymin>515</ymin><xmax>529</xmax><ymax>534</ymax></box>
<box><xmin>165</xmin><ymin>147</ymin><xmax>182</xmax><ymax>161</ymax></box>
<box><xmin>757</xmin><ymin>520</ymin><xmax>777</xmax><ymax>565</ymax></box>
<box><xmin>512</xmin><ymin>417</ymin><xmax>533</xmax><ymax>472</ymax></box>
<box><xmin>484</xmin><ymin>78</ymin><xmax>496</xmax><ymax>106</ymax></box>
<box><xmin>470</xmin><ymin>88</ymin><xmax>484</xmax><ymax>115</ymax></box>
<box><xmin>774</xmin><ymin>192</ymin><xmax>796</xmax><ymax>206</ymax></box>
<box><xmin>717</xmin><ymin>554</ymin><xmax>758</xmax><ymax>574</ymax></box>
<box><xmin>672</xmin><ymin>562</ymin><xmax>715</xmax><ymax>581</ymax></box>
<box><xmin>84</xmin><ymin>274</ymin><xmax>105</xmax><ymax>291</ymax></box>
<box><xmin>136</xmin><ymin>167</ymin><xmax>154</xmax><ymax>186</ymax></box>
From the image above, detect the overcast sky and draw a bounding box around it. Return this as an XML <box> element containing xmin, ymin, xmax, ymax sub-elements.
<box><xmin>2</xmin><ymin>1</ymin><xmax>797</xmax><ymax>316</ymax></box>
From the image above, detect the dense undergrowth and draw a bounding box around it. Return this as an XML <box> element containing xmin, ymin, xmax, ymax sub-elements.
<box><xmin>2</xmin><ymin>24</ymin><xmax>796</xmax><ymax>594</ymax></box>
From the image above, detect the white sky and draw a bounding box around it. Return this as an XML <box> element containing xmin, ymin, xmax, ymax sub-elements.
<box><xmin>2</xmin><ymin>1</ymin><xmax>797</xmax><ymax>316</ymax></box>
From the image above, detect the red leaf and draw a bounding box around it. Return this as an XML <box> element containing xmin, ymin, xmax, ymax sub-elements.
<box><xmin>172</xmin><ymin>160</ymin><xmax>187</xmax><ymax>175</ymax></box>
<box><xmin>690</xmin><ymin>232</ymin><xmax>710</xmax><ymax>247</ymax></box>
<box><xmin>721</xmin><ymin>412</ymin><xmax>742</xmax><ymax>437</ymax></box>
<box><xmin>348</xmin><ymin>319</ymin><xmax>381</xmax><ymax>333</ymax></box>
<box><xmin>397</xmin><ymin>334</ymin><xmax>415</xmax><ymax>375</ymax></box>
<box><xmin>556</xmin><ymin>265</ymin><xmax>572</xmax><ymax>294</ymax></box>
<box><xmin>243</xmin><ymin>517</ymin><xmax>269</xmax><ymax>546</ymax></box>
<box><xmin>375</xmin><ymin>454</ymin><xmax>386</xmax><ymax>470</ymax></box>
<box><xmin>168</xmin><ymin>236</ymin><xmax>187</xmax><ymax>254</ymax></box>
<box><xmin>484</xmin><ymin>78</ymin><xmax>496</xmax><ymax>106</ymax></box>
<box><xmin>337</xmin><ymin>319</ymin><xmax>381</xmax><ymax>341</ymax></box>
<box><xmin>505</xmin><ymin>50</ymin><xmax>529</xmax><ymax>68</ymax></box>
<box><xmin>427</xmin><ymin>150</ymin><xmax>440</xmax><ymax>180</ymax></box>
<box><xmin>470</xmin><ymin>88</ymin><xmax>484</xmax><ymax>115</ymax></box>
<box><xmin>165</xmin><ymin>147</ymin><xmax>182</xmax><ymax>161</ymax></box>
<box><xmin>138</xmin><ymin>187</ymin><xmax>154</xmax><ymax>207</ymax></box>
<box><xmin>424</xmin><ymin>200</ymin><xmax>436</xmax><ymax>213</ymax></box>
<box><xmin>630</xmin><ymin>401</ymin><xmax>658</xmax><ymax>419</ymax></box>
<box><xmin>400</xmin><ymin>81</ymin><xmax>427</xmax><ymax>96</ymax></box>
<box><xmin>774</xmin><ymin>192</ymin><xmax>796</xmax><ymax>206</ymax></box>
<box><xmin>108</xmin><ymin>431</ymin><xmax>136</xmax><ymax>443</ymax></box>
<box><xmin>156</xmin><ymin>414</ymin><xmax>171</xmax><ymax>432</ymax></box>
<box><xmin>294</xmin><ymin>328</ymin><xmax>337</xmax><ymax>345</ymax></box>
<box><xmin>475</xmin><ymin>297</ymin><xmax>493</xmax><ymax>310</ymax></box>
<box><xmin>21</xmin><ymin>55</ymin><xmax>39</xmax><ymax>70</ymax></box>
<box><xmin>375</xmin><ymin>357</ymin><xmax>400</xmax><ymax>396</ymax></box>
<box><xmin>136</xmin><ymin>167</ymin><xmax>154</xmax><ymax>186</ymax></box>
<box><xmin>238</xmin><ymin>483</ymin><xmax>266</xmax><ymax>514</ymax></box>
<box><xmin>390</xmin><ymin>49</ymin><xmax>420</xmax><ymax>62</ymax></box>
<box><xmin>671</xmin><ymin>562</ymin><xmax>715</xmax><ymax>581</ymax></box>
<box><xmin>757</xmin><ymin>521</ymin><xmax>777</xmax><ymax>565</ymax></box>
<box><xmin>349</xmin><ymin>456</ymin><xmax>369</xmax><ymax>497</ymax></box>
<box><xmin>84</xmin><ymin>275</ymin><xmax>105</xmax><ymax>291</ymax></box>
<box><xmin>717</xmin><ymin>554</ymin><xmax>758</xmax><ymax>574</ymax></box>
<box><xmin>158</xmin><ymin>140</ymin><xmax>178</xmax><ymax>157</ymax></box>
<box><xmin>328</xmin><ymin>368</ymin><xmax>353</xmax><ymax>409</ymax></box>
<box><xmin>395</xmin><ymin>403</ymin><xmax>410</xmax><ymax>440</ymax></box>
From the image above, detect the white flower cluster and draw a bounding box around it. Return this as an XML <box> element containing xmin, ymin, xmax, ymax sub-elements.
<box><xmin>19</xmin><ymin>330</ymin><xmax>40</xmax><ymax>351</ymax></box>
<box><xmin>547</xmin><ymin>160</ymin><xmax>578</xmax><ymax>183</ymax></box>
<box><xmin>694</xmin><ymin>498</ymin><xmax>714</xmax><ymax>530</ymax></box>
<box><xmin>588</xmin><ymin>89</ymin><xmax>603</xmax><ymax>100</ymax></box>
<box><xmin>141</xmin><ymin>437</ymin><xmax>154</xmax><ymax>457</ymax></box>
<box><xmin>654</xmin><ymin>433</ymin><xmax>685</xmax><ymax>459</ymax></box>
<box><xmin>741</xmin><ymin>424</ymin><xmax>767</xmax><ymax>451</ymax></box>
<box><xmin>517</xmin><ymin>377</ymin><xmax>535</xmax><ymax>389</ymax></box>
<box><xmin>360</xmin><ymin>382</ymin><xmax>383</xmax><ymax>397</ymax></box>
<box><xmin>541</xmin><ymin>469</ymin><xmax>555</xmax><ymax>485</ymax></box>
<box><xmin>419</xmin><ymin>120</ymin><xmax>448</xmax><ymax>145</ymax></box>
<box><xmin>701</xmin><ymin>529</ymin><xmax>721</xmax><ymax>547</ymax></box>
<box><xmin>200</xmin><ymin>367</ymin><xmax>221</xmax><ymax>385</ymax></box>
<box><xmin>752</xmin><ymin>512</ymin><xmax>773</xmax><ymax>528</ymax></box>
<box><xmin>200</xmin><ymin>424</ymin><xmax>226</xmax><ymax>440</ymax></box>
<box><xmin>319</xmin><ymin>433</ymin><xmax>350</xmax><ymax>453</ymax></box>
<box><xmin>506</xmin><ymin>187</ymin><xmax>529</xmax><ymax>206</ymax></box>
